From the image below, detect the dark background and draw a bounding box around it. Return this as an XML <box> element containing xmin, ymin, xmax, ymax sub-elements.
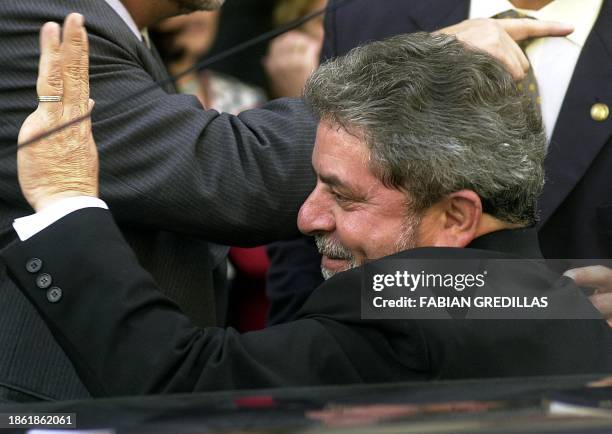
<box><xmin>206</xmin><ymin>0</ymin><xmax>278</xmax><ymax>90</ymax></box>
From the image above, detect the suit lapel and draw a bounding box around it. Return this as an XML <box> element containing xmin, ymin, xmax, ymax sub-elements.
<box><xmin>539</xmin><ymin>1</ymin><xmax>612</xmax><ymax>225</ymax></box>
<box><xmin>146</xmin><ymin>41</ymin><xmax>177</xmax><ymax>94</ymax></box>
<box><xmin>96</xmin><ymin>0</ymin><xmax>176</xmax><ymax>94</ymax></box>
<box><xmin>407</xmin><ymin>0</ymin><xmax>470</xmax><ymax>31</ymax></box>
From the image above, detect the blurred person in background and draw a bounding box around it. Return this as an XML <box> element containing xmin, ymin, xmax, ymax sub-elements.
<box><xmin>150</xmin><ymin>11</ymin><xmax>267</xmax><ymax>115</ymax></box>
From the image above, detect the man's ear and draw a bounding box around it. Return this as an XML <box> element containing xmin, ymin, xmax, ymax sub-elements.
<box><xmin>424</xmin><ymin>190</ymin><xmax>482</xmax><ymax>248</ymax></box>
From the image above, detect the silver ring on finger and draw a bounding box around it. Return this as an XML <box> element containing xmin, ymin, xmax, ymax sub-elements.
<box><xmin>38</xmin><ymin>95</ymin><xmax>62</xmax><ymax>103</ymax></box>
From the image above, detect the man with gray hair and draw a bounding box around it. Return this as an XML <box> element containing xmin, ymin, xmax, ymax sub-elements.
<box><xmin>5</xmin><ymin>17</ymin><xmax>611</xmax><ymax>395</ymax></box>
<box><xmin>299</xmin><ymin>32</ymin><xmax>546</xmax><ymax>280</ymax></box>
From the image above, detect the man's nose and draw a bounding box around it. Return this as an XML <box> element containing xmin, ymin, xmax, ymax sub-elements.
<box><xmin>298</xmin><ymin>189</ymin><xmax>335</xmax><ymax>235</ymax></box>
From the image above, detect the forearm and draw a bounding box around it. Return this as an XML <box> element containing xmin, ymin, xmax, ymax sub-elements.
<box><xmin>3</xmin><ymin>207</ymin><xmax>198</xmax><ymax>396</ymax></box>
<box><xmin>2</xmin><ymin>207</ymin><xmax>359</xmax><ymax>396</ymax></box>
<box><xmin>94</xmin><ymin>92</ymin><xmax>317</xmax><ymax>245</ymax></box>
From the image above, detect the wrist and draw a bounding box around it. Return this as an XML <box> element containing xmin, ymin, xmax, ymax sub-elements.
<box><xmin>34</xmin><ymin>190</ymin><xmax>99</xmax><ymax>213</ymax></box>
<box><xmin>13</xmin><ymin>196</ymin><xmax>108</xmax><ymax>242</ymax></box>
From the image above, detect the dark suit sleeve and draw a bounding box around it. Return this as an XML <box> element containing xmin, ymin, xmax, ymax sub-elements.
<box><xmin>0</xmin><ymin>1</ymin><xmax>316</xmax><ymax>246</ymax></box>
<box><xmin>92</xmin><ymin>80</ymin><xmax>316</xmax><ymax>246</ymax></box>
<box><xmin>266</xmin><ymin>237</ymin><xmax>324</xmax><ymax>325</ymax></box>
<box><xmin>1</xmin><ymin>209</ymin><xmax>364</xmax><ymax>397</ymax></box>
<box><xmin>321</xmin><ymin>0</ymin><xmax>339</xmax><ymax>61</ymax></box>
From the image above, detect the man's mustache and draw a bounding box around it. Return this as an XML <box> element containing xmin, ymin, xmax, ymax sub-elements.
<box><xmin>314</xmin><ymin>235</ymin><xmax>354</xmax><ymax>261</ymax></box>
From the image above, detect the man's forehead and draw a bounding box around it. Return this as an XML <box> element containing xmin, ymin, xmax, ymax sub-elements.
<box><xmin>313</xmin><ymin>122</ymin><xmax>370</xmax><ymax>165</ymax></box>
<box><xmin>312</xmin><ymin>122</ymin><xmax>377</xmax><ymax>190</ymax></box>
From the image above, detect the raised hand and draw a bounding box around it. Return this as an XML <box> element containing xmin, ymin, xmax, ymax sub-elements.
<box><xmin>17</xmin><ymin>13</ymin><xmax>98</xmax><ymax>212</ymax></box>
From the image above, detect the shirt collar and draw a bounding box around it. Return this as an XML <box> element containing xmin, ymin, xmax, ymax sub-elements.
<box><xmin>469</xmin><ymin>0</ymin><xmax>604</xmax><ymax>47</ymax></box>
<box><xmin>467</xmin><ymin>227</ymin><xmax>543</xmax><ymax>258</ymax></box>
<box><xmin>141</xmin><ymin>28</ymin><xmax>152</xmax><ymax>49</ymax></box>
<box><xmin>104</xmin><ymin>0</ymin><xmax>143</xmax><ymax>42</ymax></box>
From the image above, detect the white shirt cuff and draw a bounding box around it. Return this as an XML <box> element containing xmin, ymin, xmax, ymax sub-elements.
<box><xmin>13</xmin><ymin>196</ymin><xmax>109</xmax><ymax>241</ymax></box>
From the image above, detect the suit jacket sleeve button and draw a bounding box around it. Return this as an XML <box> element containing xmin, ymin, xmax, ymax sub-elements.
<box><xmin>26</xmin><ymin>258</ymin><xmax>43</xmax><ymax>273</ymax></box>
<box><xmin>46</xmin><ymin>287</ymin><xmax>62</xmax><ymax>303</ymax></box>
<box><xmin>36</xmin><ymin>273</ymin><xmax>52</xmax><ymax>289</ymax></box>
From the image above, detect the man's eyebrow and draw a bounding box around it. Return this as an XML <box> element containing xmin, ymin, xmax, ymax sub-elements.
<box><xmin>318</xmin><ymin>173</ymin><xmax>350</xmax><ymax>189</ymax></box>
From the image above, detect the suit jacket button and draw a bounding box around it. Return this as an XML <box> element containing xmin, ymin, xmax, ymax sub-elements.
<box><xmin>26</xmin><ymin>258</ymin><xmax>43</xmax><ymax>273</ymax></box>
<box><xmin>591</xmin><ymin>103</ymin><xmax>609</xmax><ymax>122</ymax></box>
<box><xmin>46</xmin><ymin>287</ymin><xmax>62</xmax><ymax>303</ymax></box>
<box><xmin>36</xmin><ymin>273</ymin><xmax>52</xmax><ymax>289</ymax></box>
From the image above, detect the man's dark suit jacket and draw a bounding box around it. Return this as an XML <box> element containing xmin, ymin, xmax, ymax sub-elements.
<box><xmin>2</xmin><ymin>208</ymin><xmax>612</xmax><ymax>397</ymax></box>
<box><xmin>266</xmin><ymin>0</ymin><xmax>612</xmax><ymax>325</ymax></box>
<box><xmin>0</xmin><ymin>1</ymin><xmax>315</xmax><ymax>401</ymax></box>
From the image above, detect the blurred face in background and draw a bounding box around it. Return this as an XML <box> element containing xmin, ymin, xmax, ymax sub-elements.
<box><xmin>155</xmin><ymin>10</ymin><xmax>220</xmax><ymax>62</ymax></box>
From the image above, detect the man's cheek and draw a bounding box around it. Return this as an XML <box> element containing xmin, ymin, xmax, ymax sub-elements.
<box><xmin>339</xmin><ymin>221</ymin><xmax>373</xmax><ymax>264</ymax></box>
<box><xmin>360</xmin><ymin>231</ymin><xmax>397</xmax><ymax>262</ymax></box>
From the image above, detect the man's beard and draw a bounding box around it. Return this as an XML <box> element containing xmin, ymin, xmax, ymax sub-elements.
<box><xmin>173</xmin><ymin>0</ymin><xmax>224</xmax><ymax>13</ymax></box>
<box><xmin>314</xmin><ymin>235</ymin><xmax>359</xmax><ymax>280</ymax></box>
<box><xmin>315</xmin><ymin>213</ymin><xmax>421</xmax><ymax>280</ymax></box>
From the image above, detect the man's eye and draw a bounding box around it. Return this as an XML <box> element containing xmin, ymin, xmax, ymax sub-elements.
<box><xmin>332</xmin><ymin>191</ymin><xmax>351</xmax><ymax>204</ymax></box>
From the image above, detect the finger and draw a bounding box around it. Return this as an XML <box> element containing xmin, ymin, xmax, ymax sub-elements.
<box><xmin>508</xmin><ymin>52</ymin><xmax>527</xmax><ymax>81</ymax></box>
<box><xmin>564</xmin><ymin>265</ymin><xmax>612</xmax><ymax>290</ymax></box>
<box><xmin>80</xmin><ymin>18</ymin><xmax>90</xmax><ymax>113</ymax></box>
<box><xmin>495</xmin><ymin>45</ymin><xmax>525</xmax><ymax>81</ymax></box>
<box><xmin>499</xmin><ymin>19</ymin><xmax>574</xmax><ymax>42</ymax></box>
<box><xmin>509</xmin><ymin>37</ymin><xmax>530</xmax><ymax>77</ymax></box>
<box><xmin>61</xmin><ymin>13</ymin><xmax>89</xmax><ymax>115</ymax></box>
<box><xmin>589</xmin><ymin>293</ymin><xmax>612</xmax><ymax>319</ymax></box>
<box><xmin>37</xmin><ymin>22</ymin><xmax>63</xmax><ymax>101</ymax></box>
